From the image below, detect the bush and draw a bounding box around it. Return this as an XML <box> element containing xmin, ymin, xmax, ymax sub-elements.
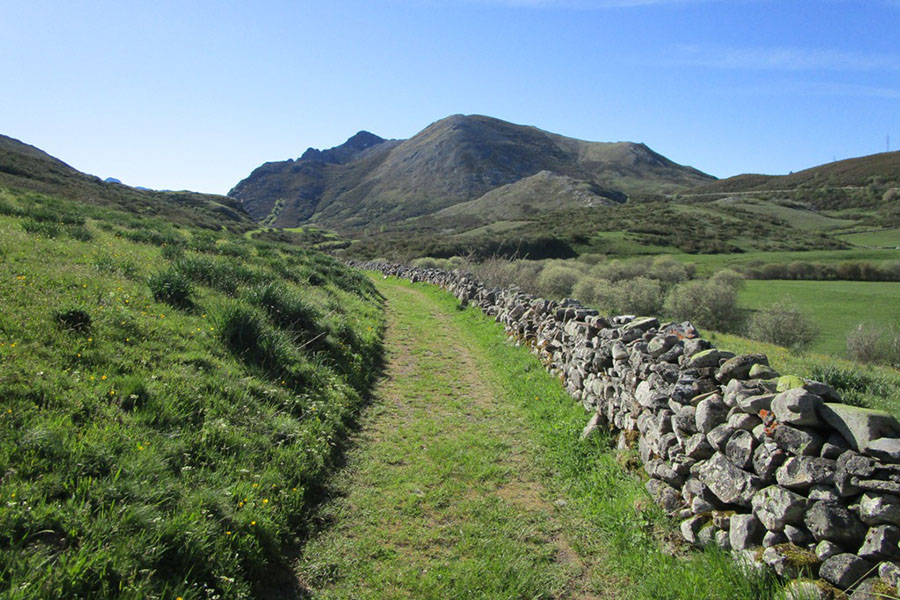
<box><xmin>610</xmin><ymin>277</ymin><xmax>664</xmax><ymax>316</ymax></box>
<box><xmin>21</xmin><ymin>219</ymin><xmax>60</xmax><ymax>238</ymax></box>
<box><xmin>647</xmin><ymin>255</ymin><xmax>691</xmax><ymax>284</ymax></box>
<box><xmin>411</xmin><ymin>257</ymin><xmax>449</xmax><ymax>270</ymax></box>
<box><xmin>472</xmin><ymin>258</ymin><xmax>542</xmax><ymax>292</ymax></box>
<box><xmin>572</xmin><ymin>276</ymin><xmax>602</xmax><ymax>305</ymax></box>
<box><xmin>847</xmin><ymin>322</ymin><xmax>900</xmax><ymax>366</ymax></box>
<box><xmin>147</xmin><ymin>268</ymin><xmax>194</xmax><ymax>308</ymax></box>
<box><xmin>664</xmin><ymin>278</ymin><xmax>741</xmax><ymax>332</ymax></box>
<box><xmin>161</xmin><ymin>243</ymin><xmax>185</xmax><ymax>261</ymax></box>
<box><xmin>747</xmin><ymin>297</ymin><xmax>819</xmax><ymax>350</ymax></box>
<box><xmin>537</xmin><ymin>264</ymin><xmax>582</xmax><ymax>298</ymax></box>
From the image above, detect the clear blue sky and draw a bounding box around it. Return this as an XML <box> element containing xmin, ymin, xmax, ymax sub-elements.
<box><xmin>2</xmin><ymin>0</ymin><xmax>898</xmax><ymax>195</ymax></box>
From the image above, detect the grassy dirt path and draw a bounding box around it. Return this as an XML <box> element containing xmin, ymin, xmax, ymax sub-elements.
<box><xmin>296</xmin><ymin>278</ymin><xmax>603</xmax><ymax>599</ymax></box>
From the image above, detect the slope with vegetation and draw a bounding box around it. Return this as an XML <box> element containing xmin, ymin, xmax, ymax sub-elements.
<box><xmin>0</xmin><ymin>164</ymin><xmax>383</xmax><ymax>596</ymax></box>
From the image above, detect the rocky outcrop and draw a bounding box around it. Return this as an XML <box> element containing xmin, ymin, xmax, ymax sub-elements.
<box><xmin>356</xmin><ymin>261</ymin><xmax>900</xmax><ymax>596</ymax></box>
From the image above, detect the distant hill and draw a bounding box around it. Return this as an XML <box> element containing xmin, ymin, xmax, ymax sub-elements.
<box><xmin>0</xmin><ymin>134</ymin><xmax>255</xmax><ymax>232</ymax></box>
<box><xmin>229</xmin><ymin>114</ymin><xmax>715</xmax><ymax>229</ymax></box>
<box><xmin>689</xmin><ymin>151</ymin><xmax>900</xmax><ymax>198</ymax></box>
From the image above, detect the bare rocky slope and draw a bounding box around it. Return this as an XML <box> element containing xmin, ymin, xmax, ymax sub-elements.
<box><xmin>228</xmin><ymin>114</ymin><xmax>715</xmax><ymax>229</ymax></box>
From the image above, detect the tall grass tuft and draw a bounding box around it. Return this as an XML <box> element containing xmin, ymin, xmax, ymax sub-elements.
<box><xmin>245</xmin><ymin>282</ymin><xmax>321</xmax><ymax>340</ymax></box>
<box><xmin>147</xmin><ymin>268</ymin><xmax>194</xmax><ymax>308</ymax></box>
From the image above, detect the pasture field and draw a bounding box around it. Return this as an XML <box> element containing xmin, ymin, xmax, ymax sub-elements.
<box><xmin>737</xmin><ymin>279</ymin><xmax>900</xmax><ymax>356</ymax></box>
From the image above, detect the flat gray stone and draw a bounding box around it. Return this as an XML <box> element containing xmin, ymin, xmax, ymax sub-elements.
<box><xmin>752</xmin><ymin>485</ymin><xmax>808</xmax><ymax>531</ymax></box>
<box><xmin>730</xmin><ymin>513</ymin><xmax>765</xmax><ymax>550</ymax></box>
<box><xmin>865</xmin><ymin>437</ymin><xmax>900</xmax><ymax>462</ymax></box>
<box><xmin>820</xmin><ymin>553</ymin><xmax>874</xmax><ymax>590</ymax></box>
<box><xmin>858</xmin><ymin>525</ymin><xmax>900</xmax><ymax>561</ymax></box>
<box><xmin>716</xmin><ymin>353</ymin><xmax>769</xmax><ymax>383</ymax></box>
<box><xmin>687</xmin><ymin>348</ymin><xmax>734</xmax><ymax>369</ymax></box>
<box><xmin>726</xmin><ymin>429</ymin><xmax>757</xmax><ymax>470</ymax></box>
<box><xmin>697</xmin><ymin>452</ymin><xmax>762</xmax><ymax>506</ymax></box>
<box><xmin>776</xmin><ymin>456</ymin><xmax>836</xmax><ymax>490</ymax></box>
<box><xmin>728</xmin><ymin>412</ymin><xmax>762</xmax><ymax>432</ymax></box>
<box><xmin>860</xmin><ymin>493</ymin><xmax>900</xmax><ymax>527</ymax></box>
<box><xmin>695</xmin><ymin>395</ymin><xmax>729</xmax><ymax>433</ymax></box>
<box><xmin>772</xmin><ymin>388</ymin><xmax>824</xmax><ymax>427</ymax></box>
<box><xmin>805</xmin><ymin>501</ymin><xmax>868</xmax><ymax>547</ymax></box>
<box><xmin>737</xmin><ymin>393</ymin><xmax>775</xmax><ymax>415</ymax></box>
<box><xmin>774</xmin><ymin>424</ymin><xmax>825</xmax><ymax>456</ymax></box>
<box><xmin>819</xmin><ymin>403</ymin><xmax>900</xmax><ymax>454</ymax></box>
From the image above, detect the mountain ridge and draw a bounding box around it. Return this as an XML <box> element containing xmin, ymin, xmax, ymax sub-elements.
<box><xmin>228</xmin><ymin>114</ymin><xmax>716</xmax><ymax>229</ymax></box>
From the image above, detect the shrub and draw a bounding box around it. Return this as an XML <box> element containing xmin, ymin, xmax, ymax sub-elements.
<box><xmin>610</xmin><ymin>277</ymin><xmax>664</xmax><ymax>316</ymax></box>
<box><xmin>64</xmin><ymin>224</ymin><xmax>94</xmax><ymax>241</ymax></box>
<box><xmin>411</xmin><ymin>257</ymin><xmax>449</xmax><ymax>270</ymax></box>
<box><xmin>161</xmin><ymin>243</ymin><xmax>185</xmax><ymax>261</ymax></box>
<box><xmin>176</xmin><ymin>255</ymin><xmax>259</xmax><ymax>295</ymax></box>
<box><xmin>846</xmin><ymin>322</ymin><xmax>899</xmax><ymax>365</ymax></box>
<box><xmin>648</xmin><ymin>256</ymin><xmax>690</xmax><ymax>284</ymax></box>
<box><xmin>473</xmin><ymin>258</ymin><xmax>542</xmax><ymax>292</ymax></box>
<box><xmin>710</xmin><ymin>268</ymin><xmax>745</xmax><ymax>290</ymax></box>
<box><xmin>747</xmin><ymin>297</ymin><xmax>819</xmax><ymax>350</ymax></box>
<box><xmin>664</xmin><ymin>278</ymin><xmax>741</xmax><ymax>332</ymax></box>
<box><xmin>537</xmin><ymin>264</ymin><xmax>581</xmax><ymax>298</ymax></box>
<box><xmin>572</xmin><ymin>276</ymin><xmax>602</xmax><ymax>305</ymax></box>
<box><xmin>21</xmin><ymin>219</ymin><xmax>60</xmax><ymax>238</ymax></box>
<box><xmin>147</xmin><ymin>268</ymin><xmax>194</xmax><ymax>308</ymax></box>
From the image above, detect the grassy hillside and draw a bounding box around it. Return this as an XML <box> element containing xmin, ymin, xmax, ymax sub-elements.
<box><xmin>0</xmin><ymin>185</ymin><xmax>383</xmax><ymax>598</ymax></box>
<box><xmin>690</xmin><ymin>150</ymin><xmax>900</xmax><ymax>196</ymax></box>
<box><xmin>0</xmin><ymin>134</ymin><xmax>254</xmax><ymax>233</ymax></box>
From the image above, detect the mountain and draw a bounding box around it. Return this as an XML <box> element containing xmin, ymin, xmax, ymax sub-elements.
<box><xmin>0</xmin><ymin>134</ymin><xmax>255</xmax><ymax>232</ymax></box>
<box><xmin>229</xmin><ymin>114</ymin><xmax>715</xmax><ymax>229</ymax></box>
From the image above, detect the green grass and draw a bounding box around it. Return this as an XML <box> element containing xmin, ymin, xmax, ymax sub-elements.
<box><xmin>837</xmin><ymin>227</ymin><xmax>900</xmax><ymax>248</ymax></box>
<box><xmin>713</xmin><ymin>198</ymin><xmax>856</xmax><ymax>231</ymax></box>
<box><xmin>298</xmin><ymin>275</ymin><xmax>781</xmax><ymax>599</ymax></box>
<box><xmin>738</xmin><ymin>279</ymin><xmax>900</xmax><ymax>356</ymax></box>
<box><xmin>0</xmin><ymin>186</ymin><xmax>384</xmax><ymax>599</ymax></box>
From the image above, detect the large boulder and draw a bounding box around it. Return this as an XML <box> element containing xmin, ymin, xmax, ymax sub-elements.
<box><xmin>819</xmin><ymin>404</ymin><xmax>900</xmax><ymax>454</ymax></box>
<box><xmin>771</xmin><ymin>388</ymin><xmax>824</xmax><ymax>427</ymax></box>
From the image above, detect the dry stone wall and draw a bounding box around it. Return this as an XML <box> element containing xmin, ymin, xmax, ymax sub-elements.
<box><xmin>356</xmin><ymin>261</ymin><xmax>900</xmax><ymax>597</ymax></box>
